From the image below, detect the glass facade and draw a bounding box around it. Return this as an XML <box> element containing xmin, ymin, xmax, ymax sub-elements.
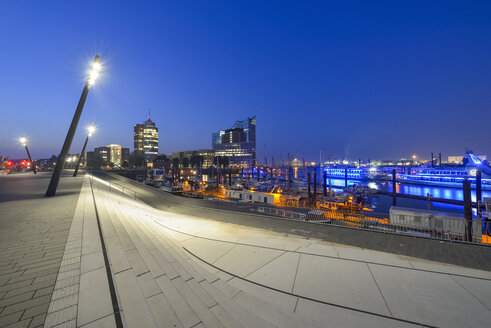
<box><xmin>134</xmin><ymin>118</ymin><xmax>159</xmax><ymax>162</ymax></box>
<box><xmin>212</xmin><ymin>116</ymin><xmax>256</xmax><ymax>167</ymax></box>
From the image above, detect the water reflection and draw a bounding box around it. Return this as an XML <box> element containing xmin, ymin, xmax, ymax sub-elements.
<box><xmin>326</xmin><ymin>178</ymin><xmax>490</xmax><ymax>214</ymax></box>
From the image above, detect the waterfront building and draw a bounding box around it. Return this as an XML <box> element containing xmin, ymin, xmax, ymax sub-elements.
<box><xmin>88</xmin><ymin>145</ymin><xmax>129</xmax><ymax>168</ymax></box>
<box><xmin>94</xmin><ymin>146</ymin><xmax>110</xmax><ymax>163</ymax></box>
<box><xmin>212</xmin><ymin>116</ymin><xmax>256</xmax><ymax>167</ymax></box>
<box><xmin>134</xmin><ymin>117</ymin><xmax>159</xmax><ymax>162</ymax></box>
<box><xmin>134</xmin><ymin>124</ymin><xmax>144</xmax><ymax>156</ymax></box>
<box><xmin>172</xmin><ymin>149</ymin><xmax>215</xmax><ymax>169</ymax></box>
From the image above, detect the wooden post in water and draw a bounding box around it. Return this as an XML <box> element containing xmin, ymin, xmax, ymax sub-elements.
<box><xmin>313</xmin><ymin>171</ymin><xmax>317</xmax><ymax>205</ymax></box>
<box><xmin>307</xmin><ymin>173</ymin><xmax>311</xmax><ymax>206</ymax></box>
<box><xmin>392</xmin><ymin>169</ymin><xmax>397</xmax><ymax>206</ymax></box>
<box><xmin>323</xmin><ymin>171</ymin><xmax>327</xmax><ymax>196</ymax></box>
<box><xmin>463</xmin><ymin>179</ymin><xmax>473</xmax><ymax>242</ymax></box>
<box><xmin>476</xmin><ymin>170</ymin><xmax>482</xmax><ymax>212</ymax></box>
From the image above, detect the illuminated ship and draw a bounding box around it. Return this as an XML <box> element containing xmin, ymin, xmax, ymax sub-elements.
<box><xmin>398</xmin><ymin>153</ymin><xmax>491</xmax><ymax>190</ymax></box>
<box><xmin>323</xmin><ymin>167</ymin><xmax>387</xmax><ymax>180</ymax></box>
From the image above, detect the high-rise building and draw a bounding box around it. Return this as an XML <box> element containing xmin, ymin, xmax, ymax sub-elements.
<box><xmin>134</xmin><ymin>117</ymin><xmax>159</xmax><ymax>162</ymax></box>
<box><xmin>134</xmin><ymin>124</ymin><xmax>144</xmax><ymax>156</ymax></box>
<box><xmin>212</xmin><ymin>116</ymin><xmax>256</xmax><ymax>166</ymax></box>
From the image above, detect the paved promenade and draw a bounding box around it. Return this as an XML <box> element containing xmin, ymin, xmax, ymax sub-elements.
<box><xmin>0</xmin><ymin>172</ymin><xmax>84</xmax><ymax>328</ymax></box>
<box><xmin>1</xmin><ymin>172</ymin><xmax>490</xmax><ymax>327</ymax></box>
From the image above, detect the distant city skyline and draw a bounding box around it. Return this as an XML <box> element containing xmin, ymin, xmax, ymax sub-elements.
<box><xmin>1</xmin><ymin>1</ymin><xmax>490</xmax><ymax>160</ymax></box>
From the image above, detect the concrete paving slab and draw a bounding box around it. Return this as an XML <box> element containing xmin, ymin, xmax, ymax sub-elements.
<box><xmin>451</xmin><ymin>275</ymin><xmax>491</xmax><ymax>310</ymax></box>
<box><xmin>77</xmin><ymin>267</ymin><xmax>113</xmax><ymax>327</ymax></box>
<box><xmin>212</xmin><ymin>245</ymin><xmax>284</xmax><ymax>277</ymax></box>
<box><xmin>369</xmin><ymin>263</ymin><xmax>491</xmax><ymax>328</ymax></box>
<box><xmin>295</xmin><ymin>241</ymin><xmax>339</xmax><ymax>257</ymax></box>
<box><xmin>80</xmin><ymin>314</ymin><xmax>117</xmax><ymax>328</ymax></box>
<box><xmin>409</xmin><ymin>259</ymin><xmax>491</xmax><ymax>279</ymax></box>
<box><xmin>245</xmin><ymin>252</ymin><xmax>300</xmax><ymax>292</ymax></box>
<box><xmin>293</xmin><ymin>254</ymin><xmax>391</xmax><ymax>316</ymax></box>
<box><xmin>295</xmin><ymin>298</ymin><xmax>418</xmax><ymax>328</ymax></box>
<box><xmin>227</xmin><ymin>278</ymin><xmax>298</xmax><ymax>312</ymax></box>
<box><xmin>113</xmin><ymin>269</ymin><xmax>156</xmax><ymax>328</ymax></box>
<box><xmin>335</xmin><ymin>245</ymin><xmax>414</xmax><ymax>268</ymax></box>
<box><xmin>180</xmin><ymin>238</ymin><xmax>236</xmax><ymax>264</ymax></box>
<box><xmin>80</xmin><ymin>251</ymin><xmax>105</xmax><ymax>275</ymax></box>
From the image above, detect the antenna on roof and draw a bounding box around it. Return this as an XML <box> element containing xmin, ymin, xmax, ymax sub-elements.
<box><xmin>148</xmin><ymin>108</ymin><xmax>151</xmax><ymax>119</ymax></box>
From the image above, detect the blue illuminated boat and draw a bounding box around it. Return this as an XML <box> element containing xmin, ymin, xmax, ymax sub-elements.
<box><xmin>398</xmin><ymin>167</ymin><xmax>491</xmax><ymax>190</ymax></box>
<box><xmin>323</xmin><ymin>167</ymin><xmax>387</xmax><ymax>181</ymax></box>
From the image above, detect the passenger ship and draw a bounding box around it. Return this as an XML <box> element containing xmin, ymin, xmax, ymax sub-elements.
<box><xmin>323</xmin><ymin>167</ymin><xmax>387</xmax><ymax>181</ymax></box>
<box><xmin>398</xmin><ymin>167</ymin><xmax>491</xmax><ymax>190</ymax></box>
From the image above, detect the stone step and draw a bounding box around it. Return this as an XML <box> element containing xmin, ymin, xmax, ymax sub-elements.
<box><xmin>102</xmin><ymin>191</ymin><xmax>222</xmax><ymax>328</ymax></box>
<box><xmin>147</xmin><ymin>213</ymin><xmax>325</xmax><ymax>328</ymax></box>
<box><xmin>99</xmin><ymin>187</ymin><xmax>324</xmax><ymax>328</ymax></box>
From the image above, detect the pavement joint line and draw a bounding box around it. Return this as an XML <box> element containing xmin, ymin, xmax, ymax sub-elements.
<box><xmin>448</xmin><ymin>274</ymin><xmax>491</xmax><ymax>311</ymax></box>
<box><xmin>243</xmin><ymin>250</ymin><xmax>287</xmax><ymax>279</ymax></box>
<box><xmin>366</xmin><ymin>263</ymin><xmax>394</xmax><ymax>317</ymax></box>
<box><xmin>154</xmin><ymin>219</ymin><xmax>491</xmax><ymax>282</ymax></box>
<box><xmin>182</xmin><ymin>246</ymin><xmax>440</xmax><ymax>328</ymax></box>
<box><xmin>210</xmin><ymin>244</ymin><xmax>238</xmax><ymax>266</ymax></box>
<box><xmin>88</xmin><ymin>175</ymin><xmax>124</xmax><ymax>328</ymax></box>
<box><xmin>290</xmin><ymin>252</ymin><xmax>302</xmax><ymax>294</ymax></box>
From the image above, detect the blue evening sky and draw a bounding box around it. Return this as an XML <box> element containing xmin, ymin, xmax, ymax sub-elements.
<box><xmin>1</xmin><ymin>0</ymin><xmax>490</xmax><ymax>161</ymax></box>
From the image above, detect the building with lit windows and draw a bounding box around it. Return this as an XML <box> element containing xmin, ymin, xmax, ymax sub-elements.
<box><xmin>134</xmin><ymin>124</ymin><xmax>144</xmax><ymax>156</ymax></box>
<box><xmin>212</xmin><ymin>116</ymin><xmax>256</xmax><ymax>166</ymax></box>
<box><xmin>134</xmin><ymin>117</ymin><xmax>159</xmax><ymax>162</ymax></box>
<box><xmin>172</xmin><ymin>149</ymin><xmax>215</xmax><ymax>169</ymax></box>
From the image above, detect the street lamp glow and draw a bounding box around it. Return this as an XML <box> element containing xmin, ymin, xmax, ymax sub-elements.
<box><xmin>19</xmin><ymin>137</ymin><xmax>27</xmax><ymax>146</ymax></box>
<box><xmin>88</xmin><ymin>62</ymin><xmax>102</xmax><ymax>86</ymax></box>
<box><xmin>412</xmin><ymin>155</ymin><xmax>417</xmax><ymax>160</ymax></box>
<box><xmin>88</xmin><ymin>125</ymin><xmax>96</xmax><ymax>137</ymax></box>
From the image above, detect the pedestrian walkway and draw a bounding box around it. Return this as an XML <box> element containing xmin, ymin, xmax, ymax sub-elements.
<box><xmin>0</xmin><ymin>173</ymin><xmax>84</xmax><ymax>328</ymax></box>
<box><xmin>87</xmin><ymin>175</ymin><xmax>491</xmax><ymax>328</ymax></box>
<box><xmin>2</xmin><ymin>173</ymin><xmax>491</xmax><ymax>327</ymax></box>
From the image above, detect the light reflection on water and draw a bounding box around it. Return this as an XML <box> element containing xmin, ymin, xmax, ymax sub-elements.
<box><xmin>326</xmin><ymin>178</ymin><xmax>490</xmax><ymax>214</ymax></box>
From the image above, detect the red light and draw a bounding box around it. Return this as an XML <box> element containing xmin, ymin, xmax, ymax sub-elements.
<box><xmin>27</xmin><ymin>161</ymin><xmax>31</xmax><ymax>166</ymax></box>
<box><xmin>6</xmin><ymin>161</ymin><xmax>13</xmax><ymax>166</ymax></box>
<box><xmin>21</xmin><ymin>161</ymin><xmax>26</xmax><ymax>166</ymax></box>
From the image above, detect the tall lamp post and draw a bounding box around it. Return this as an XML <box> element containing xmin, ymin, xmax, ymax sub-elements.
<box><xmin>73</xmin><ymin>125</ymin><xmax>95</xmax><ymax>177</ymax></box>
<box><xmin>20</xmin><ymin>137</ymin><xmax>36</xmax><ymax>174</ymax></box>
<box><xmin>46</xmin><ymin>55</ymin><xmax>101</xmax><ymax>196</ymax></box>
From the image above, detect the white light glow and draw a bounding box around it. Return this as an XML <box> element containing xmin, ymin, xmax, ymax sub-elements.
<box><xmin>19</xmin><ymin>137</ymin><xmax>27</xmax><ymax>146</ymax></box>
<box><xmin>88</xmin><ymin>61</ymin><xmax>102</xmax><ymax>86</ymax></box>
<box><xmin>88</xmin><ymin>125</ymin><xmax>96</xmax><ymax>137</ymax></box>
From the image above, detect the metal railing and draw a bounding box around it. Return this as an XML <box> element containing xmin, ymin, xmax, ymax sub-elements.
<box><xmin>89</xmin><ymin>174</ymin><xmax>491</xmax><ymax>246</ymax></box>
<box><xmin>258</xmin><ymin>205</ymin><xmax>491</xmax><ymax>245</ymax></box>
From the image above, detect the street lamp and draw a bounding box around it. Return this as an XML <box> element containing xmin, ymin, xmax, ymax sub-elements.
<box><xmin>46</xmin><ymin>55</ymin><xmax>102</xmax><ymax>196</ymax></box>
<box><xmin>73</xmin><ymin>125</ymin><xmax>96</xmax><ymax>177</ymax></box>
<box><xmin>20</xmin><ymin>137</ymin><xmax>36</xmax><ymax>174</ymax></box>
